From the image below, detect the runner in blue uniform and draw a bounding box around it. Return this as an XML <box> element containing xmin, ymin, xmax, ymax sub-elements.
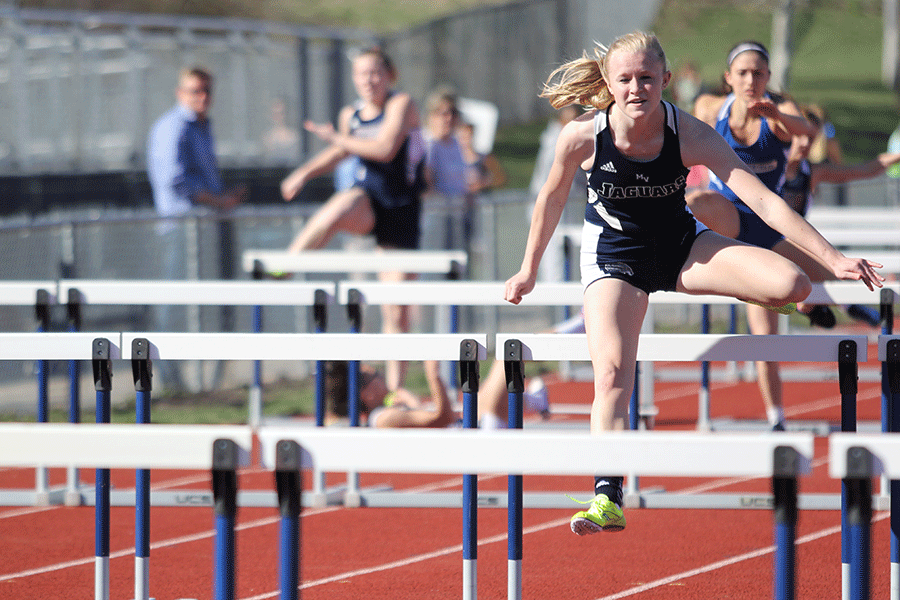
<box><xmin>688</xmin><ymin>41</ymin><xmax>823</xmax><ymax>431</ymax></box>
<box><xmin>281</xmin><ymin>47</ymin><xmax>426</xmax><ymax>390</ymax></box>
<box><xmin>504</xmin><ymin>31</ymin><xmax>883</xmax><ymax>536</ymax></box>
<box><xmin>782</xmin><ymin>108</ymin><xmax>900</xmax><ymax>326</ymax></box>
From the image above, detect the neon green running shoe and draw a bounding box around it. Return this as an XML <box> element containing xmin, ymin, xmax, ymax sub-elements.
<box><xmin>569</xmin><ymin>494</ymin><xmax>626</xmax><ymax>535</ymax></box>
<box><xmin>741</xmin><ymin>299</ymin><xmax>797</xmax><ymax>315</ymax></box>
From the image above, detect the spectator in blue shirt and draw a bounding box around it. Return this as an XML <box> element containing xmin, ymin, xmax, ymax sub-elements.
<box><xmin>148</xmin><ymin>67</ymin><xmax>245</xmax><ymax>226</ymax></box>
<box><xmin>147</xmin><ymin>66</ymin><xmax>246</xmax><ymax>392</ymax></box>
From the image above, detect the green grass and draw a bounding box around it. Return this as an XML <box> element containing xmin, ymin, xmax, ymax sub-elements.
<box><xmin>0</xmin><ymin>379</ymin><xmax>316</xmax><ymax>424</ymax></box>
<box><xmin>652</xmin><ymin>0</ymin><xmax>897</xmax><ymax>163</ymax></box>
<box><xmin>492</xmin><ymin>118</ymin><xmax>547</xmax><ymax>189</ymax></box>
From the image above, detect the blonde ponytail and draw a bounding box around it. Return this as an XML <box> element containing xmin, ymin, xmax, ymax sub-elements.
<box><xmin>540</xmin><ymin>45</ymin><xmax>612</xmax><ymax>110</ymax></box>
<box><xmin>539</xmin><ymin>32</ymin><xmax>668</xmax><ymax>111</ymax></box>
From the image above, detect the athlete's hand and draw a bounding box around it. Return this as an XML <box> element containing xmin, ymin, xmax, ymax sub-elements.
<box><xmin>833</xmin><ymin>256</ymin><xmax>885</xmax><ymax>291</ymax></box>
<box><xmin>504</xmin><ymin>271</ymin><xmax>536</xmax><ymax>305</ymax></box>
<box><xmin>746</xmin><ymin>98</ymin><xmax>780</xmax><ymax>120</ymax></box>
<box><xmin>304</xmin><ymin>120</ymin><xmax>337</xmax><ymax>144</ymax></box>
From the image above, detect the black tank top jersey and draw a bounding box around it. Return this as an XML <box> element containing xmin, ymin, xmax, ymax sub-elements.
<box><xmin>585</xmin><ymin>101</ymin><xmax>692</xmax><ymax>238</ymax></box>
<box><xmin>779</xmin><ymin>160</ymin><xmax>812</xmax><ymax>217</ymax></box>
<box><xmin>349</xmin><ymin>100</ymin><xmax>424</xmax><ymax>209</ymax></box>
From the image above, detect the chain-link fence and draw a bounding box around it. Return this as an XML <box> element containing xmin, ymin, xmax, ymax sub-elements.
<box><xmin>0</xmin><ymin>7</ymin><xmax>375</xmax><ymax>174</ymax></box>
<box><xmin>0</xmin><ymin>0</ymin><xmax>661</xmax><ymax>176</ymax></box>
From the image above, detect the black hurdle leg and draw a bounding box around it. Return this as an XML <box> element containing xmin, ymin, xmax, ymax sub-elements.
<box><xmin>459</xmin><ymin>339</ymin><xmax>480</xmax><ymax>600</ymax></box>
<box><xmin>212</xmin><ymin>439</ymin><xmax>240</xmax><ymax>600</ymax></box>
<box><xmin>845</xmin><ymin>446</ymin><xmax>873</xmax><ymax>600</ymax></box>
<box><xmin>773</xmin><ymin>446</ymin><xmax>800</xmax><ymax>600</ymax></box>
<box><xmin>503</xmin><ymin>339</ymin><xmax>524</xmax><ymax>600</ymax></box>
<box><xmin>839</xmin><ymin>339</ymin><xmax>859</xmax><ymax>595</ymax></box>
<box><xmin>275</xmin><ymin>439</ymin><xmax>303</xmax><ymax>600</ymax></box>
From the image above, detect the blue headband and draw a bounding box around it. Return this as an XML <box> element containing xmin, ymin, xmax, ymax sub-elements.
<box><xmin>727</xmin><ymin>42</ymin><xmax>769</xmax><ymax>66</ymax></box>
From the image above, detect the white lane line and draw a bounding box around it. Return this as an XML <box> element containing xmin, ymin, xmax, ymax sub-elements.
<box><xmin>0</xmin><ymin>472</ymin><xmax>498</xmax><ymax>582</ymax></box>
<box><xmin>593</xmin><ymin>512</ymin><xmax>889</xmax><ymax>600</ymax></box>
<box><xmin>240</xmin><ymin>516</ymin><xmax>573</xmax><ymax>600</ymax></box>
<box><xmin>674</xmin><ymin>456</ymin><xmax>830</xmax><ymax>495</ymax></box>
<box><xmin>785</xmin><ymin>386</ymin><xmax>882</xmax><ymax>418</ymax></box>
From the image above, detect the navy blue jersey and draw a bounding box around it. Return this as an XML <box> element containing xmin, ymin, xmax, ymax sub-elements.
<box><xmin>780</xmin><ymin>160</ymin><xmax>812</xmax><ymax>217</ymax></box>
<box><xmin>349</xmin><ymin>99</ymin><xmax>425</xmax><ymax>209</ymax></box>
<box><xmin>580</xmin><ymin>101</ymin><xmax>707</xmax><ymax>294</ymax></box>
<box><xmin>584</xmin><ymin>101</ymin><xmax>693</xmax><ymax>237</ymax></box>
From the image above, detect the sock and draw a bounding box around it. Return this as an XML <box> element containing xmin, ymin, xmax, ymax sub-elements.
<box><xmin>479</xmin><ymin>413</ymin><xmax>506</xmax><ymax>430</ymax></box>
<box><xmin>767</xmin><ymin>406</ymin><xmax>785</xmax><ymax>425</ymax></box>
<box><xmin>593</xmin><ymin>476</ymin><xmax>624</xmax><ymax>507</ymax></box>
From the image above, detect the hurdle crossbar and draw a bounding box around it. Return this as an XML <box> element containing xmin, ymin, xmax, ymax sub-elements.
<box><xmin>0</xmin><ymin>423</ymin><xmax>253</xmax><ymax>469</ymax></box>
<box><xmin>118</xmin><ymin>332</ymin><xmax>487</xmax><ymax>361</ymax></box>
<box><xmin>0</xmin><ymin>281</ymin><xmax>57</xmax><ymax>304</ymax></box>
<box><xmin>0</xmin><ymin>332</ymin><xmax>121</xmax><ymax>360</ymax></box>
<box><xmin>258</xmin><ymin>428</ymin><xmax>814</xmax><ymax>478</ymax></box>
<box><xmin>813</xmin><ymin>228</ymin><xmax>900</xmax><ymax>247</ymax></box>
<box><xmin>59</xmin><ymin>279</ymin><xmax>331</xmax><ymax>306</ymax></box>
<box><xmin>495</xmin><ymin>333</ymin><xmax>868</xmax><ymax>363</ymax></box>
<box><xmin>242</xmin><ymin>249</ymin><xmax>467</xmax><ymax>275</ymax></box>
<box><xmin>807</xmin><ymin>206</ymin><xmax>900</xmax><ymax>227</ymax></box>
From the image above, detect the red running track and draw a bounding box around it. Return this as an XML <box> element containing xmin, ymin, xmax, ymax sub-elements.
<box><xmin>0</xmin><ymin>342</ymin><xmax>895</xmax><ymax>600</ymax></box>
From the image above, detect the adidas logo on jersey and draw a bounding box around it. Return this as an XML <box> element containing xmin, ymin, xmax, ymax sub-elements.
<box><xmin>599</xmin><ymin>161</ymin><xmax>617</xmax><ymax>173</ymax></box>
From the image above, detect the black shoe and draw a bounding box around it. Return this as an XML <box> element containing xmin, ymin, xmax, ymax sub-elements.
<box><xmin>805</xmin><ymin>305</ymin><xmax>836</xmax><ymax>329</ymax></box>
<box><xmin>846</xmin><ymin>304</ymin><xmax>881</xmax><ymax>327</ymax></box>
<box><xmin>771</xmin><ymin>420</ymin><xmax>786</xmax><ymax>432</ymax></box>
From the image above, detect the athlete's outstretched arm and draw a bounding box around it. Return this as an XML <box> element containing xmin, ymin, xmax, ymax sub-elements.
<box><xmin>506</xmin><ymin>116</ymin><xmax>593</xmax><ymax>304</ymax></box>
<box><xmin>281</xmin><ymin>105</ymin><xmax>354</xmax><ymax>201</ymax></box>
<box><xmin>680</xmin><ymin>113</ymin><xmax>883</xmax><ymax>290</ymax></box>
<box><xmin>810</xmin><ymin>152</ymin><xmax>900</xmax><ymax>188</ymax></box>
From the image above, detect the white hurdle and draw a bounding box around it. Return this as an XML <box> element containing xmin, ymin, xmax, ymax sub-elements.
<box><xmin>0</xmin><ymin>422</ymin><xmax>252</xmax><ymax>600</ymax></box>
<box><xmin>0</xmin><ymin>282</ymin><xmax>60</xmax><ymax>499</ymax></box>
<box><xmin>258</xmin><ymin>427</ymin><xmax>813</xmax><ymax>477</ymax></box>
<box><xmin>118</xmin><ymin>331</ymin><xmax>488</xmax><ymax>508</ymax></box>
<box><xmin>0</xmin><ymin>280</ymin><xmax>57</xmax><ymax>305</ymax></box>
<box><xmin>830</xmin><ymin>433</ymin><xmax>900</xmax><ymax>600</ymax></box>
<box><xmin>0</xmin><ymin>423</ymin><xmax>252</xmax><ymax>469</ymax></box>
<box><xmin>59</xmin><ymin>279</ymin><xmax>328</xmax><ymax>307</ymax></box>
<box><xmin>257</xmin><ymin>426</ymin><xmax>814</xmax><ymax>600</ymax></box>
<box><xmin>59</xmin><ymin>279</ymin><xmax>334</xmax><ymax>428</ymax></box>
<box><xmin>806</xmin><ymin>206</ymin><xmax>900</xmax><ymax>229</ymax></box>
<box><xmin>242</xmin><ymin>248</ymin><xmax>468</xmax><ymax>277</ymax></box>
<box><xmin>339</xmin><ymin>280</ymin><xmax>895</xmax><ymax>429</ymax></box>
<box><xmin>496</xmin><ymin>332</ymin><xmax>867</xmax><ymax>509</ymax></box>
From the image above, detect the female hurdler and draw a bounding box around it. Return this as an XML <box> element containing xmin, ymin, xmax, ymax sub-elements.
<box><xmin>504</xmin><ymin>31</ymin><xmax>883</xmax><ymax>536</ymax></box>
